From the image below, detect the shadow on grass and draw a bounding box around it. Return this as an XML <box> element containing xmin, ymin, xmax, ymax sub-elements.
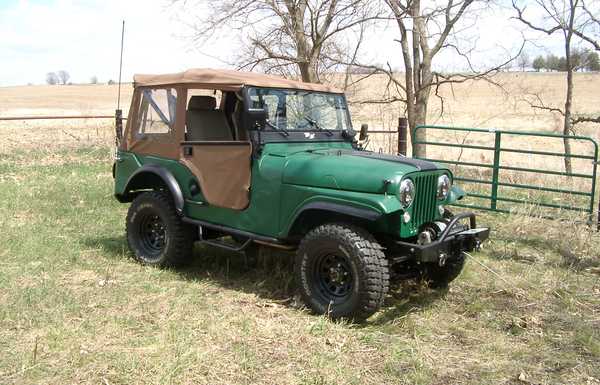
<box><xmin>86</xmin><ymin>235</ymin><xmax>447</xmax><ymax>324</ymax></box>
<box><xmin>370</xmin><ymin>284</ymin><xmax>448</xmax><ymax>326</ymax></box>
<box><xmin>178</xmin><ymin>244</ymin><xmax>298</xmax><ymax>304</ymax></box>
<box><xmin>86</xmin><ymin>235</ymin><xmax>297</xmax><ymax>302</ymax></box>
<box><xmin>86</xmin><ymin>235</ymin><xmax>130</xmax><ymax>260</ymax></box>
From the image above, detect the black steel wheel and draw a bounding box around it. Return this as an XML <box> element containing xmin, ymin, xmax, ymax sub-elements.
<box><xmin>138</xmin><ymin>213</ymin><xmax>167</xmax><ymax>257</ymax></box>
<box><xmin>126</xmin><ymin>191</ymin><xmax>194</xmax><ymax>267</ymax></box>
<box><xmin>295</xmin><ymin>223</ymin><xmax>389</xmax><ymax>321</ymax></box>
<box><xmin>313</xmin><ymin>253</ymin><xmax>353</xmax><ymax>302</ymax></box>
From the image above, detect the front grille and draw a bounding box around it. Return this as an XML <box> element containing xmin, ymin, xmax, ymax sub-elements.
<box><xmin>412</xmin><ymin>173</ymin><xmax>438</xmax><ymax>226</ymax></box>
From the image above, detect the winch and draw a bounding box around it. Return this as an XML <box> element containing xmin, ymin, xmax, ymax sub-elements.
<box><xmin>417</xmin><ymin>220</ymin><xmax>448</xmax><ymax>245</ymax></box>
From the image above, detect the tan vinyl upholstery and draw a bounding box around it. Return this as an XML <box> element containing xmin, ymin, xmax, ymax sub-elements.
<box><xmin>180</xmin><ymin>143</ymin><xmax>252</xmax><ymax>210</ymax></box>
<box><xmin>188</xmin><ymin>95</ymin><xmax>216</xmax><ymax>110</ymax></box>
<box><xmin>186</xmin><ymin>96</ymin><xmax>233</xmax><ymax>141</ymax></box>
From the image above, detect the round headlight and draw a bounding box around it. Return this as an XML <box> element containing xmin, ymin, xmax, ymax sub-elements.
<box><xmin>437</xmin><ymin>174</ymin><xmax>451</xmax><ymax>200</ymax></box>
<box><xmin>399</xmin><ymin>179</ymin><xmax>415</xmax><ymax>208</ymax></box>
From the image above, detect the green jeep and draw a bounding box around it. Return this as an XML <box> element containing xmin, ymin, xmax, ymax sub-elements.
<box><xmin>113</xmin><ymin>68</ymin><xmax>489</xmax><ymax>320</ymax></box>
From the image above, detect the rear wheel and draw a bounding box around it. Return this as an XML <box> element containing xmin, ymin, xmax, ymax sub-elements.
<box><xmin>126</xmin><ymin>191</ymin><xmax>194</xmax><ymax>267</ymax></box>
<box><xmin>294</xmin><ymin>223</ymin><xmax>389</xmax><ymax>321</ymax></box>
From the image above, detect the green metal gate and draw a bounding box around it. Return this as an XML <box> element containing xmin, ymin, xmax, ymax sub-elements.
<box><xmin>412</xmin><ymin>125</ymin><xmax>599</xmax><ymax>224</ymax></box>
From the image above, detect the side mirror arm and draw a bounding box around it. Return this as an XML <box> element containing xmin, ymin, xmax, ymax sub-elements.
<box><xmin>359</xmin><ymin>123</ymin><xmax>369</xmax><ymax>141</ymax></box>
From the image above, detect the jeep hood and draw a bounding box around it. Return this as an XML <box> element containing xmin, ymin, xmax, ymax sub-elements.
<box><xmin>281</xmin><ymin>148</ymin><xmax>439</xmax><ymax>193</ymax></box>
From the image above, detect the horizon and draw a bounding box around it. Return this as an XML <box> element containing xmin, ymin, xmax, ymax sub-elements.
<box><xmin>3</xmin><ymin>68</ymin><xmax>599</xmax><ymax>89</ymax></box>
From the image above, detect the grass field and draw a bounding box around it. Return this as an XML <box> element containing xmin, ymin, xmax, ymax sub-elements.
<box><xmin>1</xmin><ymin>145</ymin><xmax>599</xmax><ymax>385</ymax></box>
<box><xmin>1</xmin><ymin>74</ymin><xmax>600</xmax><ymax>384</ymax></box>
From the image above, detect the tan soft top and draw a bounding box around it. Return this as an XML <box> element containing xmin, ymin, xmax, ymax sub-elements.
<box><xmin>133</xmin><ymin>68</ymin><xmax>342</xmax><ymax>93</ymax></box>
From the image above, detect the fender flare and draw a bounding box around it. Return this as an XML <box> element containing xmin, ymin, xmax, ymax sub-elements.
<box><xmin>120</xmin><ymin>164</ymin><xmax>185</xmax><ymax>215</ymax></box>
<box><xmin>296</xmin><ymin>202</ymin><xmax>382</xmax><ymax>221</ymax></box>
<box><xmin>285</xmin><ymin>201</ymin><xmax>383</xmax><ymax>237</ymax></box>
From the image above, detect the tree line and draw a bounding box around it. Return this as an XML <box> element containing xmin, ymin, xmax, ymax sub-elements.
<box><xmin>531</xmin><ymin>50</ymin><xmax>600</xmax><ymax>72</ymax></box>
<box><xmin>46</xmin><ymin>71</ymin><xmax>115</xmax><ymax>85</ymax></box>
<box><xmin>45</xmin><ymin>70</ymin><xmax>70</xmax><ymax>85</ymax></box>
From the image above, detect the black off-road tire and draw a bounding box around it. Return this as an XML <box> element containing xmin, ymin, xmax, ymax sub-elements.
<box><xmin>294</xmin><ymin>223</ymin><xmax>389</xmax><ymax>321</ymax></box>
<box><xmin>126</xmin><ymin>191</ymin><xmax>194</xmax><ymax>267</ymax></box>
<box><xmin>421</xmin><ymin>252</ymin><xmax>466</xmax><ymax>289</ymax></box>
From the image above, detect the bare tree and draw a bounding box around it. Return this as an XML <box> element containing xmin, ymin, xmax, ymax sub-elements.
<box><xmin>513</xmin><ymin>0</ymin><xmax>600</xmax><ymax>173</ymax></box>
<box><xmin>175</xmin><ymin>0</ymin><xmax>383</xmax><ymax>83</ymax></box>
<box><xmin>46</xmin><ymin>72</ymin><xmax>59</xmax><ymax>85</ymax></box>
<box><xmin>354</xmin><ymin>0</ymin><xmax>519</xmax><ymax>157</ymax></box>
<box><xmin>57</xmin><ymin>70</ymin><xmax>70</xmax><ymax>85</ymax></box>
<box><xmin>573</xmin><ymin>0</ymin><xmax>600</xmax><ymax>50</ymax></box>
<box><xmin>518</xmin><ymin>50</ymin><xmax>530</xmax><ymax>71</ymax></box>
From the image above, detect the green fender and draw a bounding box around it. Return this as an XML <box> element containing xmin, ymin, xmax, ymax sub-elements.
<box><xmin>281</xmin><ymin>189</ymin><xmax>404</xmax><ymax>237</ymax></box>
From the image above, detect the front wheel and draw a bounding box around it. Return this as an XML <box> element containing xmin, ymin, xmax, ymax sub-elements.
<box><xmin>126</xmin><ymin>191</ymin><xmax>194</xmax><ymax>267</ymax></box>
<box><xmin>294</xmin><ymin>223</ymin><xmax>389</xmax><ymax>321</ymax></box>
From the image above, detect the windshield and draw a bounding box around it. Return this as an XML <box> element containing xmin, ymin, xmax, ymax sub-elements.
<box><xmin>248</xmin><ymin>87</ymin><xmax>351</xmax><ymax>132</ymax></box>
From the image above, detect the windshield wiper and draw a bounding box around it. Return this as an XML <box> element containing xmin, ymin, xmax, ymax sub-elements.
<box><xmin>304</xmin><ymin>116</ymin><xmax>333</xmax><ymax>136</ymax></box>
<box><xmin>265</xmin><ymin>119</ymin><xmax>289</xmax><ymax>137</ymax></box>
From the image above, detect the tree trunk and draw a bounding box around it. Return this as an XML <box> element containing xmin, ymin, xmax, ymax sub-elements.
<box><xmin>387</xmin><ymin>0</ymin><xmax>469</xmax><ymax>159</ymax></box>
<box><xmin>411</xmin><ymin>90</ymin><xmax>430</xmax><ymax>158</ymax></box>
<box><xmin>411</xmin><ymin>107</ymin><xmax>428</xmax><ymax>158</ymax></box>
<box><xmin>298</xmin><ymin>62</ymin><xmax>318</xmax><ymax>83</ymax></box>
<box><xmin>562</xmin><ymin>1</ymin><xmax>576</xmax><ymax>175</ymax></box>
<box><xmin>563</xmin><ymin>65</ymin><xmax>573</xmax><ymax>174</ymax></box>
<box><xmin>412</xmin><ymin>65</ymin><xmax>433</xmax><ymax>158</ymax></box>
<box><xmin>286</xmin><ymin>0</ymin><xmax>317</xmax><ymax>83</ymax></box>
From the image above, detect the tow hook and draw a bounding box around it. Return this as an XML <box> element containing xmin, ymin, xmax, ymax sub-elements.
<box><xmin>438</xmin><ymin>253</ymin><xmax>447</xmax><ymax>267</ymax></box>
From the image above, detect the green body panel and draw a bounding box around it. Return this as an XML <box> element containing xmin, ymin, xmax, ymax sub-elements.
<box><xmin>278</xmin><ymin>184</ymin><xmax>404</xmax><ymax>236</ymax></box>
<box><xmin>114</xmin><ymin>151</ymin><xmax>141</xmax><ymax>194</ymax></box>
<box><xmin>115</xmin><ymin>141</ymin><xmax>452</xmax><ymax>240</ymax></box>
<box><xmin>115</xmin><ymin>152</ymin><xmax>199</xmax><ymax>200</ymax></box>
<box><xmin>281</xmin><ymin>148</ymin><xmax>419</xmax><ymax>193</ymax></box>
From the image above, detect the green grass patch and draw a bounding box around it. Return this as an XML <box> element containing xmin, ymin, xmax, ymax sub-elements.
<box><xmin>1</xmin><ymin>147</ymin><xmax>599</xmax><ymax>384</ymax></box>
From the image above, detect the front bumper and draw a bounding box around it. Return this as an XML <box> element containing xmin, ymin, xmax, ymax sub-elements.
<box><xmin>393</xmin><ymin>212</ymin><xmax>489</xmax><ymax>264</ymax></box>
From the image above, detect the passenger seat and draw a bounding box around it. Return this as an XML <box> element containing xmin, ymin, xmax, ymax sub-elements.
<box><xmin>186</xmin><ymin>96</ymin><xmax>233</xmax><ymax>141</ymax></box>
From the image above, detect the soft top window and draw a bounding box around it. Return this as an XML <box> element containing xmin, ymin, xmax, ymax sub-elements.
<box><xmin>137</xmin><ymin>88</ymin><xmax>177</xmax><ymax>135</ymax></box>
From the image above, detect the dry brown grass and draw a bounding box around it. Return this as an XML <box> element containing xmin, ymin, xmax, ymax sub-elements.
<box><xmin>1</xmin><ymin>72</ymin><xmax>599</xmax><ymax>155</ymax></box>
<box><xmin>0</xmin><ymin>83</ymin><xmax>133</xmax><ymax>115</ymax></box>
<box><xmin>1</xmin><ymin>75</ymin><xmax>599</xmax><ymax>384</ymax></box>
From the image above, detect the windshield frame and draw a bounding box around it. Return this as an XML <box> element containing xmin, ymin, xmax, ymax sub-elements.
<box><xmin>243</xmin><ymin>86</ymin><xmax>353</xmax><ymax>135</ymax></box>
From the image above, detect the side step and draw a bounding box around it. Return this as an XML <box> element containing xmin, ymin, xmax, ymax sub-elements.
<box><xmin>185</xmin><ymin>216</ymin><xmax>297</xmax><ymax>252</ymax></box>
<box><xmin>199</xmin><ymin>238</ymin><xmax>253</xmax><ymax>253</ymax></box>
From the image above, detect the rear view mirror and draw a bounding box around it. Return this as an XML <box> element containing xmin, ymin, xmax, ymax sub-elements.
<box><xmin>359</xmin><ymin>124</ymin><xmax>369</xmax><ymax>141</ymax></box>
<box><xmin>247</xmin><ymin>108</ymin><xmax>268</xmax><ymax>130</ymax></box>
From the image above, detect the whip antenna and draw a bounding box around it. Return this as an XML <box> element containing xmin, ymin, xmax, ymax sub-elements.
<box><xmin>115</xmin><ymin>20</ymin><xmax>125</xmax><ymax>145</ymax></box>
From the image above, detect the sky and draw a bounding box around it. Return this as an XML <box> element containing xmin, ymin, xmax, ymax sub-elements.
<box><xmin>0</xmin><ymin>0</ymin><xmax>567</xmax><ymax>87</ymax></box>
